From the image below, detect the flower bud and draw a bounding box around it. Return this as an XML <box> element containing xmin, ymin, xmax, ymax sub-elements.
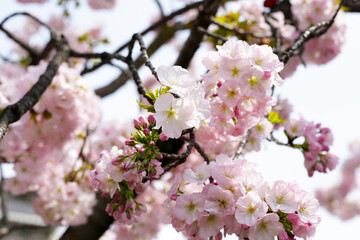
<box><xmin>147</xmin><ymin>114</ymin><xmax>156</xmax><ymax>125</ymax></box>
<box><xmin>133</xmin><ymin>119</ymin><xmax>142</xmax><ymax>130</ymax></box>
<box><xmin>138</xmin><ymin>116</ymin><xmax>147</xmax><ymax>128</ymax></box>
<box><xmin>125</xmin><ymin>140</ymin><xmax>136</xmax><ymax>146</ymax></box>
<box><xmin>159</xmin><ymin>133</ymin><xmax>169</xmax><ymax>141</ymax></box>
<box><xmin>143</xmin><ymin>128</ymin><xmax>150</xmax><ymax>136</ymax></box>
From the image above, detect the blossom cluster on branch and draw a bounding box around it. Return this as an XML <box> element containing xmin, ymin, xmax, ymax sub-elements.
<box><xmin>165</xmin><ymin>154</ymin><xmax>320</xmax><ymax>240</ymax></box>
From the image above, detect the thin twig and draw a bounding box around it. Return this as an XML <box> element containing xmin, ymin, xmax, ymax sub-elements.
<box><xmin>0</xmin><ymin>12</ymin><xmax>52</xmax><ymax>32</ymax></box>
<box><xmin>0</xmin><ymin>12</ymin><xmax>58</xmax><ymax>65</ymax></box>
<box><xmin>125</xmin><ymin>35</ymin><xmax>154</xmax><ymax>103</ymax></box>
<box><xmin>94</xmin><ymin>24</ymin><xmax>181</xmax><ymax>97</ymax></box>
<box><xmin>280</xmin><ymin>0</ymin><xmax>344</xmax><ymax>64</ymax></box>
<box><xmin>263</xmin><ymin>13</ymin><xmax>281</xmax><ymax>54</ymax></box>
<box><xmin>233</xmin><ymin>130</ymin><xmax>251</xmax><ymax>159</ymax></box>
<box><xmin>70</xmin><ymin>50</ymin><xmax>127</xmax><ymax>62</ymax></box>
<box><xmin>153</xmin><ymin>0</ymin><xmax>165</xmax><ymax>17</ymax></box>
<box><xmin>198</xmin><ymin>26</ymin><xmax>228</xmax><ymax>42</ymax></box>
<box><xmin>0</xmin><ymin>25</ymin><xmax>39</xmax><ymax>59</ymax></box>
<box><xmin>82</xmin><ymin>1</ymin><xmax>205</xmax><ymax>75</ymax></box>
<box><xmin>181</xmin><ymin>136</ymin><xmax>210</xmax><ymax>163</ymax></box>
<box><xmin>267</xmin><ymin>132</ymin><xmax>289</xmax><ymax>146</ymax></box>
<box><xmin>162</xmin><ymin>129</ymin><xmax>195</xmax><ymax>171</ymax></box>
<box><xmin>210</xmin><ymin>18</ymin><xmax>272</xmax><ymax>39</ymax></box>
<box><xmin>131</xmin><ymin>34</ymin><xmax>159</xmax><ymax>81</ymax></box>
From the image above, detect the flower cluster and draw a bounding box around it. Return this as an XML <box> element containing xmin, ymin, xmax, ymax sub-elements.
<box><xmin>152</xmin><ymin>65</ymin><xmax>211</xmax><ymax>139</ymax></box>
<box><xmin>271</xmin><ymin>97</ymin><xmax>339</xmax><ymax>176</ymax></box>
<box><xmin>91</xmin><ymin>115</ymin><xmax>165</xmax><ymax>223</ymax></box>
<box><xmin>0</xmin><ymin>61</ymin><xmax>100</xmax><ymax>194</ymax></box>
<box><xmin>316</xmin><ymin>140</ymin><xmax>360</xmax><ymax>220</ymax></box>
<box><xmin>100</xmin><ymin>185</ymin><xmax>167</xmax><ymax>240</ymax></box>
<box><xmin>290</xmin><ymin>0</ymin><xmax>346</xmax><ymax>66</ymax></box>
<box><xmin>284</xmin><ymin>116</ymin><xmax>338</xmax><ymax>177</ymax></box>
<box><xmin>212</xmin><ymin>0</ymin><xmax>345</xmax><ymax>78</ymax></box>
<box><xmin>202</xmin><ymin>39</ymin><xmax>281</xmax><ymax>140</ymax></box>
<box><xmin>165</xmin><ymin>154</ymin><xmax>320</xmax><ymax>239</ymax></box>
<box><xmin>33</xmin><ymin>147</ymin><xmax>96</xmax><ymax>226</ymax></box>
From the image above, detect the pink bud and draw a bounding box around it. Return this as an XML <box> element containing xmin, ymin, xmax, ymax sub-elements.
<box><xmin>138</xmin><ymin>147</ymin><xmax>145</xmax><ymax>154</ymax></box>
<box><xmin>317</xmin><ymin>135</ymin><xmax>325</xmax><ymax>143</ymax></box>
<box><xmin>147</xmin><ymin>114</ymin><xmax>156</xmax><ymax>125</ymax></box>
<box><xmin>125</xmin><ymin>140</ymin><xmax>135</xmax><ymax>146</ymax></box>
<box><xmin>264</xmin><ymin>71</ymin><xmax>272</xmax><ymax>79</ymax></box>
<box><xmin>315</xmin><ymin>162</ymin><xmax>325</xmax><ymax>173</ymax></box>
<box><xmin>170</xmin><ymin>194</ymin><xmax>179</xmax><ymax>201</ymax></box>
<box><xmin>217</xmin><ymin>81</ymin><xmax>223</xmax><ymax>88</ymax></box>
<box><xmin>326</xmin><ymin>153</ymin><xmax>339</xmax><ymax>170</ymax></box>
<box><xmin>159</xmin><ymin>133</ymin><xmax>168</xmax><ymax>141</ymax></box>
<box><xmin>143</xmin><ymin>128</ymin><xmax>150</xmax><ymax>136</ymax></box>
<box><xmin>149</xmin><ymin>141</ymin><xmax>155</xmax><ymax>146</ymax></box>
<box><xmin>111</xmin><ymin>157</ymin><xmax>122</xmax><ymax>166</ymax></box>
<box><xmin>138</xmin><ymin>116</ymin><xmax>147</xmax><ymax>127</ymax></box>
<box><xmin>321</xmin><ymin>127</ymin><xmax>330</xmax><ymax>134</ymax></box>
<box><xmin>133</xmin><ymin>119</ymin><xmax>142</xmax><ymax>130</ymax></box>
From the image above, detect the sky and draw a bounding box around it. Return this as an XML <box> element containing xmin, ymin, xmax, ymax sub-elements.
<box><xmin>1</xmin><ymin>1</ymin><xmax>360</xmax><ymax>239</ymax></box>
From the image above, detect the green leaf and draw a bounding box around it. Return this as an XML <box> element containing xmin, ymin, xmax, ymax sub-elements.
<box><xmin>137</xmin><ymin>101</ymin><xmax>155</xmax><ymax>113</ymax></box>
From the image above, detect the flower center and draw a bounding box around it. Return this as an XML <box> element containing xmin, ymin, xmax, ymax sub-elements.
<box><xmin>232</xmin><ymin>67</ymin><xmax>240</xmax><ymax>77</ymax></box>
<box><xmin>249</xmin><ymin>77</ymin><xmax>258</xmax><ymax>86</ymax></box>
<box><xmin>167</xmin><ymin>108</ymin><xmax>176</xmax><ymax>119</ymax></box>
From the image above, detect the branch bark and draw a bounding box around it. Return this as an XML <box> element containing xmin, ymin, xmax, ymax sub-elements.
<box><xmin>59</xmin><ymin>194</ymin><xmax>113</xmax><ymax>240</ymax></box>
<box><xmin>0</xmin><ymin>35</ymin><xmax>70</xmax><ymax>141</ymax></box>
<box><xmin>174</xmin><ymin>0</ymin><xmax>222</xmax><ymax>68</ymax></box>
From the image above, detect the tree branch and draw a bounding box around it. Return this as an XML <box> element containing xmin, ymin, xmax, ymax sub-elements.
<box><xmin>280</xmin><ymin>0</ymin><xmax>344</xmax><ymax>64</ymax></box>
<box><xmin>161</xmin><ymin>129</ymin><xmax>195</xmax><ymax>172</ymax></box>
<box><xmin>210</xmin><ymin>17</ymin><xmax>271</xmax><ymax>39</ymax></box>
<box><xmin>81</xmin><ymin>1</ymin><xmax>205</xmax><ymax>75</ymax></box>
<box><xmin>0</xmin><ymin>35</ymin><xmax>70</xmax><ymax>141</ymax></box>
<box><xmin>180</xmin><ymin>136</ymin><xmax>210</xmax><ymax>163</ymax></box>
<box><xmin>233</xmin><ymin>130</ymin><xmax>251</xmax><ymax>159</ymax></box>
<box><xmin>94</xmin><ymin>25</ymin><xmax>178</xmax><ymax>98</ymax></box>
<box><xmin>59</xmin><ymin>194</ymin><xmax>113</xmax><ymax>240</ymax></box>
<box><xmin>174</xmin><ymin>0</ymin><xmax>222</xmax><ymax>68</ymax></box>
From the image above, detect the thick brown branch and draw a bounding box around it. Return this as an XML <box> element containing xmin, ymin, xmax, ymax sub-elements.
<box><xmin>0</xmin><ymin>35</ymin><xmax>70</xmax><ymax>141</ymax></box>
<box><xmin>174</xmin><ymin>0</ymin><xmax>222</xmax><ymax>68</ymax></box>
<box><xmin>343</xmin><ymin>0</ymin><xmax>360</xmax><ymax>12</ymax></box>
<box><xmin>59</xmin><ymin>194</ymin><xmax>113</xmax><ymax>240</ymax></box>
<box><xmin>162</xmin><ymin>129</ymin><xmax>195</xmax><ymax>172</ymax></box>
